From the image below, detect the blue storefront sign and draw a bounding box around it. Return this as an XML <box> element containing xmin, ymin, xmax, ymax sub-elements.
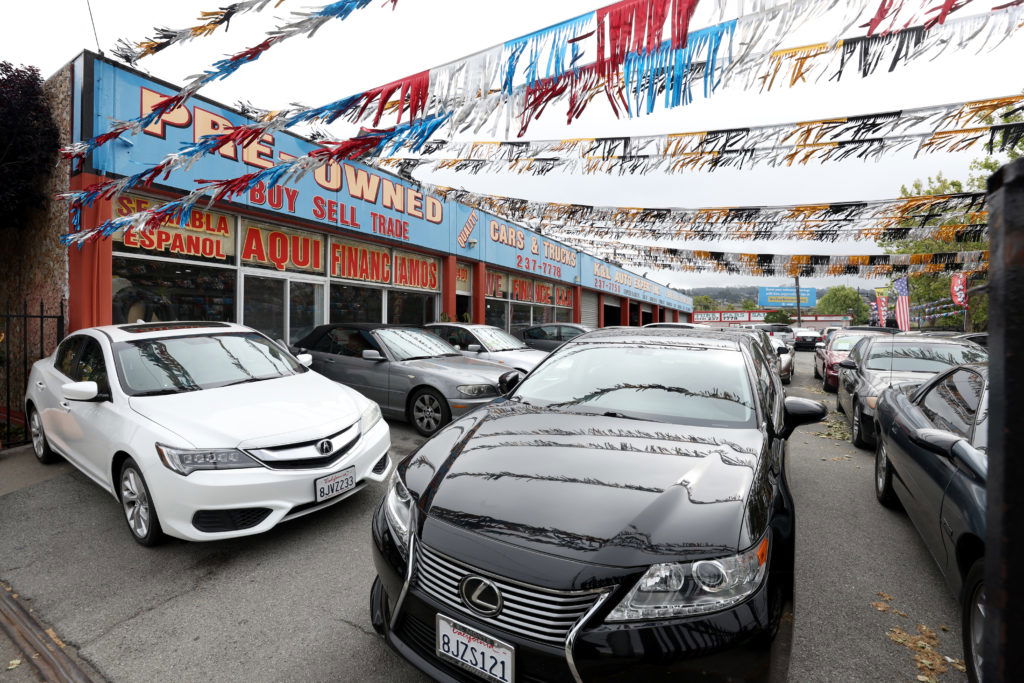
<box><xmin>758</xmin><ymin>286</ymin><xmax>816</xmax><ymax>308</ymax></box>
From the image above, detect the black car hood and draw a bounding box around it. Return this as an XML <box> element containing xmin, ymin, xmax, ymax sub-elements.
<box><xmin>403</xmin><ymin>401</ymin><xmax>766</xmax><ymax>569</ymax></box>
<box><xmin>863</xmin><ymin>368</ymin><xmax>936</xmax><ymax>394</ymax></box>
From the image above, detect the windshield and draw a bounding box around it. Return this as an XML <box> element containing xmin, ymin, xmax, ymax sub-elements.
<box><xmin>865</xmin><ymin>342</ymin><xmax>988</xmax><ymax>372</ymax></box>
<box><xmin>376</xmin><ymin>328</ymin><xmax>459</xmax><ymax>360</ymax></box>
<box><xmin>511</xmin><ymin>344</ymin><xmax>756</xmax><ymax>427</ymax></box>
<box><xmin>113</xmin><ymin>333</ymin><xmax>303</xmax><ymax>396</ymax></box>
<box><xmin>475</xmin><ymin>327</ymin><xmax>527</xmax><ymax>351</ymax></box>
<box><xmin>830</xmin><ymin>335</ymin><xmax>869</xmax><ymax>352</ymax></box>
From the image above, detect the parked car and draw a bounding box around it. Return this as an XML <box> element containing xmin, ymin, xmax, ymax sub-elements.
<box><xmin>814</xmin><ymin>331</ymin><xmax>890</xmax><ymax>392</ymax></box>
<box><xmin>955</xmin><ymin>332</ymin><xmax>988</xmax><ymax>347</ymax></box>
<box><xmin>513</xmin><ymin>323</ymin><xmax>592</xmax><ymax>351</ymax></box>
<box><xmin>294</xmin><ymin>324</ymin><xmax>512</xmax><ymax>436</ymax></box>
<box><xmin>836</xmin><ymin>336</ymin><xmax>988</xmax><ymax>449</ymax></box>
<box><xmin>24</xmin><ymin>322</ymin><xmax>391</xmax><ymax>545</ymax></box>
<box><xmin>731</xmin><ymin>326</ymin><xmax>781</xmax><ymax>371</ymax></box>
<box><xmin>370</xmin><ymin>328</ymin><xmax>826</xmax><ymax>680</ymax></box>
<box><xmin>643</xmin><ymin>322</ymin><xmax>710</xmax><ymax>329</ymax></box>
<box><xmin>770</xmin><ymin>336</ymin><xmax>794</xmax><ymax>384</ymax></box>
<box><xmin>424</xmin><ymin>323</ymin><xmax>549</xmax><ymax>374</ymax></box>
<box><xmin>792</xmin><ymin>327</ymin><xmax>822</xmax><ymax>351</ymax></box>
<box><xmin>873</xmin><ymin>364</ymin><xmax>989</xmax><ymax>682</ymax></box>
<box><xmin>845</xmin><ymin>325</ymin><xmax>898</xmax><ymax>334</ymax></box>
<box><xmin>754</xmin><ymin>323</ymin><xmax>794</xmax><ymax>345</ymax></box>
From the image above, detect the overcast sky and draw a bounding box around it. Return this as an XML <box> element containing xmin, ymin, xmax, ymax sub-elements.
<box><xmin>3</xmin><ymin>0</ymin><xmax>1021</xmax><ymax>291</ymax></box>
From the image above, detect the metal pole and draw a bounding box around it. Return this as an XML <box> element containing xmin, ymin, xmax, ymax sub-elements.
<box><xmin>794</xmin><ymin>276</ymin><xmax>802</xmax><ymax>326</ymax></box>
<box><xmin>983</xmin><ymin>157</ymin><xmax>1024</xmax><ymax>681</ymax></box>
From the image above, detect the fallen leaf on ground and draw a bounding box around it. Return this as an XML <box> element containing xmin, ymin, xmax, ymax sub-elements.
<box><xmin>894</xmin><ymin>609</ymin><xmax>908</xmax><ymax>617</ymax></box>
<box><xmin>947</xmin><ymin>658</ymin><xmax>966</xmax><ymax>672</ymax></box>
<box><xmin>871</xmin><ymin>601</ymin><xmax>891</xmax><ymax>612</ymax></box>
<box><xmin>46</xmin><ymin>627</ymin><xmax>66</xmax><ymax>648</ymax></box>
<box><xmin>6</xmin><ymin>660</ymin><xmax>21</xmax><ymax>671</ymax></box>
<box><xmin>940</xmin><ymin>625</ymin><xmax>950</xmax><ymax>632</ymax></box>
<box><xmin>877</xmin><ymin>592</ymin><xmax>895</xmax><ymax>601</ymax></box>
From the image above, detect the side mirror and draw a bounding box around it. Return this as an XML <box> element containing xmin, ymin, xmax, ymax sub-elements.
<box><xmin>467</xmin><ymin>344</ymin><xmax>483</xmax><ymax>353</ymax></box>
<box><xmin>61</xmin><ymin>381</ymin><xmax>100</xmax><ymax>401</ymax></box>
<box><xmin>909</xmin><ymin>428</ymin><xmax>962</xmax><ymax>457</ymax></box>
<box><xmin>776</xmin><ymin>346</ymin><xmax>789</xmax><ymax>355</ymax></box>
<box><xmin>779</xmin><ymin>397</ymin><xmax>827</xmax><ymax>439</ymax></box>
<box><xmin>295</xmin><ymin>353</ymin><xmax>313</xmax><ymax>368</ymax></box>
<box><xmin>837</xmin><ymin>358</ymin><xmax>857</xmax><ymax>370</ymax></box>
<box><xmin>362</xmin><ymin>349</ymin><xmax>385</xmax><ymax>361</ymax></box>
<box><xmin>498</xmin><ymin>370</ymin><xmax>521</xmax><ymax>395</ymax></box>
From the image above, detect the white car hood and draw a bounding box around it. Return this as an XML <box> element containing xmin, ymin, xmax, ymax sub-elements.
<box><xmin>128</xmin><ymin>371</ymin><xmax>364</xmax><ymax>450</ymax></box>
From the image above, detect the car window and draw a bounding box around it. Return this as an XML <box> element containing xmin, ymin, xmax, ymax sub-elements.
<box><xmin>523</xmin><ymin>326</ymin><xmax>548</xmax><ymax>340</ymax></box>
<box><xmin>54</xmin><ymin>337</ymin><xmax>82</xmax><ymax>378</ymax></box>
<box><xmin>919</xmin><ymin>369</ymin><xmax>984</xmax><ymax>439</ymax></box>
<box><xmin>376</xmin><ymin>328</ymin><xmax>459</xmax><ymax>360</ymax></box>
<box><xmin>427</xmin><ymin>326</ymin><xmax>472</xmax><ymax>349</ymax></box>
<box><xmin>558</xmin><ymin>326</ymin><xmax>584</xmax><ymax>341</ymax></box>
<box><xmin>749</xmin><ymin>340</ymin><xmax>780</xmax><ymax>423</ymax></box>
<box><xmin>318</xmin><ymin>327</ymin><xmax>380</xmax><ymax>357</ymax></box>
<box><xmin>973</xmin><ymin>385</ymin><xmax>988</xmax><ymax>451</ymax></box>
<box><xmin>474</xmin><ymin>327</ymin><xmax>527</xmax><ymax>351</ymax></box>
<box><xmin>866</xmin><ymin>342</ymin><xmax>988</xmax><ymax>373</ymax></box>
<box><xmin>73</xmin><ymin>338</ymin><xmax>111</xmax><ymax>394</ymax></box>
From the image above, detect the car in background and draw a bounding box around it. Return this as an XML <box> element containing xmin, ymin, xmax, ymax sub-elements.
<box><xmin>24</xmin><ymin>322</ymin><xmax>391</xmax><ymax>545</ymax></box>
<box><xmin>836</xmin><ymin>336</ymin><xmax>988</xmax><ymax>449</ymax></box>
<box><xmin>955</xmin><ymin>332</ymin><xmax>987</xmax><ymax>347</ymax></box>
<box><xmin>754</xmin><ymin>323</ymin><xmax>795</xmax><ymax>345</ymax></box>
<box><xmin>513</xmin><ymin>323</ymin><xmax>592</xmax><ymax>351</ymax></box>
<box><xmin>792</xmin><ymin>327</ymin><xmax>822</xmax><ymax>350</ymax></box>
<box><xmin>845</xmin><ymin>325</ymin><xmax>898</xmax><ymax>334</ymax></box>
<box><xmin>370</xmin><ymin>328</ymin><xmax>826</xmax><ymax>681</ymax></box>
<box><xmin>872</xmin><ymin>364</ymin><xmax>989</xmax><ymax>682</ymax></box>
<box><xmin>294</xmin><ymin>324</ymin><xmax>513</xmax><ymax>436</ymax></box>
<box><xmin>424</xmin><ymin>323</ymin><xmax>549</xmax><ymax>374</ymax></box>
<box><xmin>729</xmin><ymin>326</ymin><xmax>780</xmax><ymax>370</ymax></box>
<box><xmin>643</xmin><ymin>321</ymin><xmax>710</xmax><ymax>329</ymax></box>
<box><xmin>814</xmin><ymin>331</ymin><xmax>890</xmax><ymax>392</ymax></box>
<box><xmin>770</xmin><ymin>337</ymin><xmax>794</xmax><ymax>384</ymax></box>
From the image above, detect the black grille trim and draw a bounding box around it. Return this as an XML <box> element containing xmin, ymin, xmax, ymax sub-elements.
<box><xmin>192</xmin><ymin>508</ymin><xmax>271</xmax><ymax>533</ymax></box>
<box><xmin>254</xmin><ymin>438</ymin><xmax>358</xmax><ymax>470</ymax></box>
<box><xmin>372</xmin><ymin>454</ymin><xmax>390</xmax><ymax>474</ymax></box>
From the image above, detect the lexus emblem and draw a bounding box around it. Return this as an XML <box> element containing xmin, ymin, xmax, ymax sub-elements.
<box><xmin>459</xmin><ymin>576</ymin><xmax>503</xmax><ymax>617</ymax></box>
<box><xmin>316</xmin><ymin>439</ymin><xmax>333</xmax><ymax>456</ymax></box>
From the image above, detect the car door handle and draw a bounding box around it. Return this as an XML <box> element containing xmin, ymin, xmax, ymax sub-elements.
<box><xmin>35</xmin><ymin>381</ymin><xmax>45</xmax><ymax>389</ymax></box>
<box><xmin>323</xmin><ymin>358</ymin><xmax>336</xmax><ymax>364</ymax></box>
<box><xmin>59</xmin><ymin>401</ymin><xmax>71</xmax><ymax>410</ymax></box>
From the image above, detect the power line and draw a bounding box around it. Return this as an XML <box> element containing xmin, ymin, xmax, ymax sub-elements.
<box><xmin>85</xmin><ymin>0</ymin><xmax>103</xmax><ymax>55</ymax></box>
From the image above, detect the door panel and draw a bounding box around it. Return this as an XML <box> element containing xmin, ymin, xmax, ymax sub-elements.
<box><xmin>38</xmin><ymin>336</ymin><xmax>85</xmax><ymax>457</ymax></box>
<box><xmin>307</xmin><ymin>328</ymin><xmax>390</xmax><ymax>407</ymax></box>
<box><xmin>61</xmin><ymin>338</ymin><xmax>116</xmax><ymax>487</ymax></box>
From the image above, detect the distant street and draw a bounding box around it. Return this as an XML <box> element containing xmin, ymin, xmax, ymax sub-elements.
<box><xmin>0</xmin><ymin>352</ymin><xmax>965</xmax><ymax>682</ymax></box>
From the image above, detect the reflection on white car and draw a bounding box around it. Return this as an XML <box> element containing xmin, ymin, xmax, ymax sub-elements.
<box><xmin>23</xmin><ymin>322</ymin><xmax>391</xmax><ymax>546</ymax></box>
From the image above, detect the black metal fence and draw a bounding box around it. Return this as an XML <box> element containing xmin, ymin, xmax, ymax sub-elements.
<box><xmin>1</xmin><ymin>300</ymin><xmax>65</xmax><ymax>449</ymax></box>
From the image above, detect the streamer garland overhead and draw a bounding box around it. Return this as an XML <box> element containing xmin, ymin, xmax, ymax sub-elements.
<box><xmin>427</xmin><ymin>187</ymin><xmax>989</xmax><ymax>243</ymax></box>
<box><xmin>375</xmin><ymin>94</ymin><xmax>1024</xmax><ymax>176</ymax></box>
<box><xmin>62</xmin><ymin>0</ymin><xmax>398</xmax><ymax>162</ymax></box>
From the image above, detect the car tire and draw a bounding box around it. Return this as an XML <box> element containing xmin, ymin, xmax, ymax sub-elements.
<box><xmin>961</xmin><ymin>560</ymin><xmax>985</xmax><ymax>683</ymax></box>
<box><xmin>822</xmin><ymin>372</ymin><xmax>836</xmax><ymax>393</ymax></box>
<box><xmin>119</xmin><ymin>458</ymin><xmax>165</xmax><ymax>547</ymax></box>
<box><xmin>851</xmin><ymin>401</ymin><xmax>871</xmax><ymax>449</ymax></box>
<box><xmin>28</xmin><ymin>407</ymin><xmax>59</xmax><ymax>464</ymax></box>
<box><xmin>409</xmin><ymin>388</ymin><xmax>451</xmax><ymax>437</ymax></box>
<box><xmin>874</xmin><ymin>436</ymin><xmax>901</xmax><ymax>510</ymax></box>
<box><xmin>813</xmin><ymin>361</ymin><xmax>821</xmax><ymax>379</ymax></box>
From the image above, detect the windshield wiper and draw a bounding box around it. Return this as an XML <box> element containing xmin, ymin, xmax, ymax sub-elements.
<box><xmin>133</xmin><ymin>388</ymin><xmax>195</xmax><ymax>397</ymax></box>
<box><xmin>219</xmin><ymin>377</ymin><xmax>272</xmax><ymax>388</ymax></box>
<box><xmin>402</xmin><ymin>355</ymin><xmax>437</xmax><ymax>361</ymax></box>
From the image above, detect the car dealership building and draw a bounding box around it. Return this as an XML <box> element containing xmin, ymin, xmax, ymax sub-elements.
<box><xmin>55</xmin><ymin>52</ymin><xmax>692</xmax><ymax>343</ymax></box>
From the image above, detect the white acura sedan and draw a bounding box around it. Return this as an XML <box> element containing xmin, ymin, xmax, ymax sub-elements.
<box><xmin>24</xmin><ymin>322</ymin><xmax>391</xmax><ymax>546</ymax></box>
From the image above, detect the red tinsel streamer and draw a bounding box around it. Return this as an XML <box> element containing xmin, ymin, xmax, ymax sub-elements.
<box><xmin>357</xmin><ymin>70</ymin><xmax>430</xmax><ymax>126</ymax></box>
<box><xmin>596</xmin><ymin>0</ymin><xmax>699</xmax><ymax>78</ymax></box>
<box><xmin>922</xmin><ymin>0</ymin><xmax>976</xmax><ymax>29</ymax></box>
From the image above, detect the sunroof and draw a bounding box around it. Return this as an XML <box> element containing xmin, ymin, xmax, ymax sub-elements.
<box><xmin>120</xmin><ymin>322</ymin><xmax>231</xmax><ymax>333</ymax></box>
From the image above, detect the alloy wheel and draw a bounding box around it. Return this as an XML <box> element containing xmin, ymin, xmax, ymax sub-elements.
<box><xmin>121</xmin><ymin>468</ymin><xmax>150</xmax><ymax>539</ymax></box>
<box><xmin>30</xmin><ymin>411</ymin><xmax>44</xmax><ymax>459</ymax></box>
<box><xmin>876</xmin><ymin>441</ymin><xmax>887</xmax><ymax>493</ymax></box>
<box><xmin>853</xmin><ymin>404</ymin><xmax>861</xmax><ymax>441</ymax></box>
<box><xmin>969</xmin><ymin>583</ymin><xmax>986</xmax><ymax>678</ymax></box>
<box><xmin>413</xmin><ymin>394</ymin><xmax>442</xmax><ymax>433</ymax></box>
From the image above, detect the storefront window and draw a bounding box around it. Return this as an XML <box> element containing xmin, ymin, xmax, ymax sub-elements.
<box><xmin>112</xmin><ymin>256</ymin><xmax>235</xmax><ymax>324</ymax></box>
<box><xmin>532</xmin><ymin>305</ymin><xmax>555</xmax><ymax>325</ymax></box>
<box><xmin>512</xmin><ymin>303</ymin><xmax>532</xmax><ymax>329</ymax></box>
<box><xmin>486</xmin><ymin>300</ymin><xmax>508</xmax><ymax>330</ymax></box>
<box><xmin>331</xmin><ymin>283</ymin><xmax>383</xmax><ymax>323</ymax></box>
<box><xmin>388</xmin><ymin>290</ymin><xmax>436</xmax><ymax>326</ymax></box>
<box><xmin>244</xmin><ymin>275</ymin><xmax>286</xmax><ymax>341</ymax></box>
<box><xmin>456</xmin><ymin>295</ymin><xmax>472</xmax><ymax>323</ymax></box>
<box><xmin>289</xmin><ymin>282</ymin><xmax>324</xmax><ymax>343</ymax></box>
<box><xmin>555</xmin><ymin>308</ymin><xmax>572</xmax><ymax>322</ymax></box>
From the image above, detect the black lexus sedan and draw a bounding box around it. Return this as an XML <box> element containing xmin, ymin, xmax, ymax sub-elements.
<box><xmin>872</xmin><ymin>364</ymin><xmax>988</xmax><ymax>683</ymax></box>
<box><xmin>836</xmin><ymin>336</ymin><xmax>987</xmax><ymax>449</ymax></box>
<box><xmin>369</xmin><ymin>328</ymin><xmax>826</xmax><ymax>682</ymax></box>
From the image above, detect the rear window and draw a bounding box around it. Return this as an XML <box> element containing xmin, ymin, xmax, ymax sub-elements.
<box><xmin>757</xmin><ymin>325</ymin><xmax>793</xmax><ymax>333</ymax></box>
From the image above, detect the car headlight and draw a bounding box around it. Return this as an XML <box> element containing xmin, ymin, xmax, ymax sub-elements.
<box><xmin>360</xmin><ymin>401</ymin><xmax>382</xmax><ymax>433</ymax></box>
<box><xmin>457</xmin><ymin>384</ymin><xmax>498</xmax><ymax>397</ymax></box>
<box><xmin>606</xmin><ymin>535</ymin><xmax>770</xmax><ymax>622</ymax></box>
<box><xmin>384</xmin><ymin>470</ymin><xmax>413</xmax><ymax>559</ymax></box>
<box><xmin>155</xmin><ymin>444</ymin><xmax>261</xmax><ymax>476</ymax></box>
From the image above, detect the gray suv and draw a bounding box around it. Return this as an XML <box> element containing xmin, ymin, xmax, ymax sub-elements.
<box><xmin>294</xmin><ymin>324</ymin><xmax>514</xmax><ymax>436</ymax></box>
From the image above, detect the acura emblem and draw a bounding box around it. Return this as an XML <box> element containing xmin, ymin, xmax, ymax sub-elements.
<box><xmin>316</xmin><ymin>439</ymin><xmax>334</xmax><ymax>456</ymax></box>
<box><xmin>459</xmin><ymin>576</ymin><xmax>503</xmax><ymax>617</ymax></box>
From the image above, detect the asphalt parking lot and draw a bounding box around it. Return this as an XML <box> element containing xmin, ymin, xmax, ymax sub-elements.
<box><xmin>0</xmin><ymin>351</ymin><xmax>966</xmax><ymax>682</ymax></box>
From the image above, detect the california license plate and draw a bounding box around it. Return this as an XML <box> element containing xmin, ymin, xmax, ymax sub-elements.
<box><xmin>314</xmin><ymin>466</ymin><xmax>356</xmax><ymax>503</ymax></box>
<box><xmin>436</xmin><ymin>614</ymin><xmax>514</xmax><ymax>683</ymax></box>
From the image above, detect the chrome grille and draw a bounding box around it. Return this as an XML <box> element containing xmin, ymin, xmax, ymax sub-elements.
<box><xmin>415</xmin><ymin>544</ymin><xmax>602</xmax><ymax>645</ymax></box>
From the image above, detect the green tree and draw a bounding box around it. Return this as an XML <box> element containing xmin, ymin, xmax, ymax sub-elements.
<box><xmin>817</xmin><ymin>286</ymin><xmax>869</xmax><ymax>324</ymax></box>
<box><xmin>693</xmin><ymin>295</ymin><xmax>720</xmax><ymax>311</ymax></box>
<box><xmin>763</xmin><ymin>310</ymin><xmax>792</xmax><ymax>324</ymax></box>
<box><xmin>740</xmin><ymin>298</ymin><xmax>757</xmax><ymax>310</ymax></box>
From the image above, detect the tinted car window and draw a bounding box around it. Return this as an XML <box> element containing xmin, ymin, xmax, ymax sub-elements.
<box><xmin>73</xmin><ymin>339</ymin><xmax>110</xmax><ymax>394</ymax></box>
<box><xmin>512</xmin><ymin>345</ymin><xmax>756</xmax><ymax>427</ymax></box>
<box><xmin>920</xmin><ymin>369</ymin><xmax>984</xmax><ymax>439</ymax></box>
<box><xmin>54</xmin><ymin>337</ymin><xmax>82</xmax><ymax>378</ymax></box>
<box><xmin>558</xmin><ymin>326</ymin><xmax>584</xmax><ymax>341</ymax></box>
<box><xmin>316</xmin><ymin>327</ymin><xmax>378</xmax><ymax>356</ymax></box>
<box><xmin>866</xmin><ymin>342</ymin><xmax>988</xmax><ymax>373</ymax></box>
<box><xmin>523</xmin><ymin>327</ymin><xmax>549</xmax><ymax>340</ymax></box>
<box><xmin>376</xmin><ymin>328</ymin><xmax>459</xmax><ymax>360</ymax></box>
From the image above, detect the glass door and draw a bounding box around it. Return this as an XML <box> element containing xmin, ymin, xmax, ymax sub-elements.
<box><xmin>289</xmin><ymin>281</ymin><xmax>324</xmax><ymax>343</ymax></box>
<box><xmin>244</xmin><ymin>275</ymin><xmax>286</xmax><ymax>342</ymax></box>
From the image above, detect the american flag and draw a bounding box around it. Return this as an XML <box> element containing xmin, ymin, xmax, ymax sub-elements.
<box><xmin>893</xmin><ymin>277</ymin><xmax>911</xmax><ymax>331</ymax></box>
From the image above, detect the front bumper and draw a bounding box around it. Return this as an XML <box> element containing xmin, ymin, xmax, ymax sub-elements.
<box><xmin>144</xmin><ymin>418</ymin><xmax>391</xmax><ymax>541</ymax></box>
<box><xmin>793</xmin><ymin>339</ymin><xmax>819</xmax><ymax>350</ymax></box>
<box><xmin>447</xmin><ymin>397</ymin><xmax>497</xmax><ymax>419</ymax></box>
<box><xmin>823</xmin><ymin>366</ymin><xmax>839</xmax><ymax>388</ymax></box>
<box><xmin>370</xmin><ymin>505</ymin><xmax>789</xmax><ymax>682</ymax></box>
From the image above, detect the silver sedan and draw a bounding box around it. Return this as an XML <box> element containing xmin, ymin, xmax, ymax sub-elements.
<box><xmin>770</xmin><ymin>336</ymin><xmax>794</xmax><ymax>385</ymax></box>
<box><xmin>424</xmin><ymin>323</ymin><xmax>550</xmax><ymax>374</ymax></box>
<box><xmin>294</xmin><ymin>324</ymin><xmax>515</xmax><ymax>436</ymax></box>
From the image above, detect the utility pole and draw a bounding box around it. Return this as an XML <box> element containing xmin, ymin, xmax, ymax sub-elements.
<box><xmin>794</xmin><ymin>275</ymin><xmax>802</xmax><ymax>326</ymax></box>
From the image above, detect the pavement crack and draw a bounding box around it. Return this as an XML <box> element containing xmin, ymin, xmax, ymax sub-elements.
<box><xmin>338</xmin><ymin>617</ymin><xmax>377</xmax><ymax>638</ymax></box>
